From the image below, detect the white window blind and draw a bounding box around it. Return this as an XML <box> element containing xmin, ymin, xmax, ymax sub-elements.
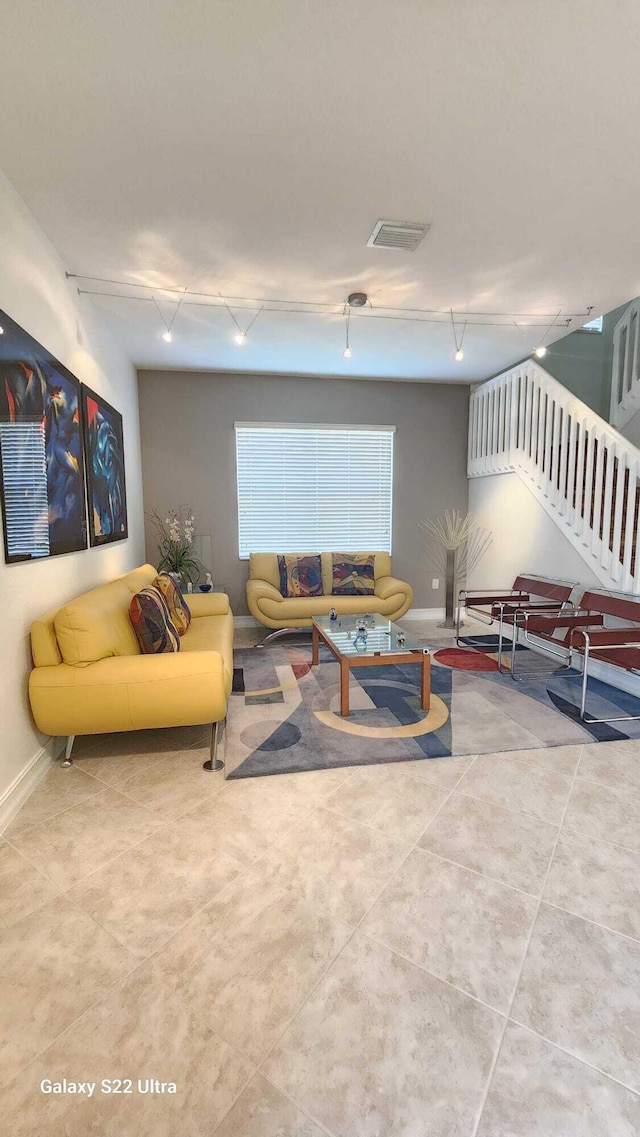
<box><xmin>0</xmin><ymin>421</ymin><xmax>50</xmax><ymax>559</ymax></box>
<box><xmin>235</xmin><ymin>423</ymin><xmax>394</xmax><ymax>558</ymax></box>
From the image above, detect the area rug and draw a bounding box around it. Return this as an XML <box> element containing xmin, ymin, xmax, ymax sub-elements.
<box><xmin>225</xmin><ymin>639</ymin><xmax>640</xmax><ymax>779</ymax></box>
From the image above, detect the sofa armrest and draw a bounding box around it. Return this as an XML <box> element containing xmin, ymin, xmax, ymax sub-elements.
<box><xmin>29</xmin><ymin>651</ymin><xmax>228</xmax><ymax>736</ymax></box>
<box><xmin>187</xmin><ymin>592</ymin><xmax>231</xmax><ymax>617</ymax></box>
<box><xmin>247</xmin><ymin>579</ymin><xmax>283</xmax><ymax>605</ymax></box>
<box><xmin>375</xmin><ymin>575</ymin><xmax>410</xmax><ymax>601</ymax></box>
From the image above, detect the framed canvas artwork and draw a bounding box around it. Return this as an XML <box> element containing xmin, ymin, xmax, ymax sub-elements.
<box><xmin>0</xmin><ymin>308</ymin><xmax>87</xmax><ymax>562</ymax></box>
<box><xmin>81</xmin><ymin>384</ymin><xmax>128</xmax><ymax>545</ymax></box>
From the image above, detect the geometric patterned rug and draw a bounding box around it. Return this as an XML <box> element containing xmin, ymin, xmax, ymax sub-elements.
<box><xmin>226</xmin><ymin>635</ymin><xmax>640</xmax><ymax>780</ymax></box>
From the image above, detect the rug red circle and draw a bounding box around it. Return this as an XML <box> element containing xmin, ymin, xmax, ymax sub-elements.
<box><xmin>434</xmin><ymin>647</ymin><xmax>499</xmax><ymax>672</ymax></box>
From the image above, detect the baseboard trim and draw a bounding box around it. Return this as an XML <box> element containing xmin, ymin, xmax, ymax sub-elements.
<box><xmin>0</xmin><ymin>738</ymin><xmax>63</xmax><ymax>836</ymax></box>
<box><xmin>405</xmin><ymin>608</ymin><xmax>446</xmax><ymax>620</ymax></box>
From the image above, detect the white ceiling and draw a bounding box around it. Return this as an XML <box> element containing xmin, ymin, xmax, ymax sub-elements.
<box><xmin>2</xmin><ymin>0</ymin><xmax>640</xmax><ymax>381</ymax></box>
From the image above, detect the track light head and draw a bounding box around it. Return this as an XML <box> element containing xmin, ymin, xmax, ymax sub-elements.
<box><xmin>162</xmin><ymin>330</ymin><xmax>172</xmax><ymax>343</ymax></box>
<box><xmin>534</xmin><ymin>345</ymin><xmax>547</xmax><ymax>358</ymax></box>
<box><xmin>347</xmin><ymin>292</ymin><xmax>368</xmax><ymax>308</ymax></box>
<box><xmin>343</xmin><ymin>347</ymin><xmax>352</xmax><ymax>359</ymax></box>
<box><xmin>455</xmin><ymin>348</ymin><xmax>464</xmax><ymax>362</ymax></box>
<box><xmin>234</xmin><ymin>332</ymin><xmax>246</xmax><ymax>345</ymax></box>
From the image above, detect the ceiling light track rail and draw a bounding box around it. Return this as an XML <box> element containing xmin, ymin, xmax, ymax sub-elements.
<box><xmin>66</xmin><ymin>273</ymin><xmax>591</xmax><ymax>322</ymax></box>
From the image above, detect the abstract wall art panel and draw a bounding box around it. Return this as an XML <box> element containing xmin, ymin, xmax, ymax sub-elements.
<box><xmin>81</xmin><ymin>384</ymin><xmax>128</xmax><ymax>546</ymax></box>
<box><xmin>0</xmin><ymin>309</ymin><xmax>87</xmax><ymax>562</ymax></box>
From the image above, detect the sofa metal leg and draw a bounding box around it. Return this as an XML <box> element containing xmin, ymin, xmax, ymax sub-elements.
<box><xmin>256</xmin><ymin>626</ymin><xmax>311</xmax><ymax>647</ymax></box>
<box><xmin>61</xmin><ymin>735</ymin><xmax>75</xmax><ymax>768</ymax></box>
<box><xmin>203</xmin><ymin>720</ymin><xmax>225</xmax><ymax>772</ymax></box>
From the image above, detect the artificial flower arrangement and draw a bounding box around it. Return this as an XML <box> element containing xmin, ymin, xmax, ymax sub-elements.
<box><xmin>148</xmin><ymin>507</ymin><xmax>201</xmax><ymax>585</ymax></box>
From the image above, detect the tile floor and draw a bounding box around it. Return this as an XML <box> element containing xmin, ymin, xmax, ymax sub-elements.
<box><xmin>1</xmin><ymin>623</ymin><xmax>640</xmax><ymax>1134</ymax></box>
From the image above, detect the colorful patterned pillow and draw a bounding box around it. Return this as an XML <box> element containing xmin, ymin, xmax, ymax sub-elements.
<box><xmin>154</xmin><ymin>571</ymin><xmax>191</xmax><ymax>635</ymax></box>
<box><xmin>277</xmin><ymin>554</ymin><xmax>323</xmax><ymax>598</ymax></box>
<box><xmin>129</xmin><ymin>587</ymin><xmax>181</xmax><ymax>654</ymax></box>
<box><xmin>331</xmin><ymin>554</ymin><xmax>375</xmax><ymax>595</ymax></box>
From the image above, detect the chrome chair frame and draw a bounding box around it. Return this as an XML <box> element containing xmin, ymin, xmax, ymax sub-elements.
<box><xmin>568</xmin><ymin>627</ymin><xmax>640</xmax><ymax>722</ymax></box>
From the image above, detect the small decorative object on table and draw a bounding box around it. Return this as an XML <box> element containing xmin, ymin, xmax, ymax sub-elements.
<box><xmin>148</xmin><ymin>506</ymin><xmax>202</xmax><ymax>587</ymax></box>
<box><xmin>200</xmin><ymin>572</ymin><xmax>213</xmax><ymax>593</ymax></box>
<box><xmin>329</xmin><ymin>607</ymin><xmax>338</xmax><ymax>621</ymax></box>
<box><xmin>397</xmin><ymin>631</ymin><xmax>406</xmax><ymax>645</ymax></box>
<box><xmin>356</xmin><ymin>619</ymin><xmax>367</xmax><ymax>633</ymax></box>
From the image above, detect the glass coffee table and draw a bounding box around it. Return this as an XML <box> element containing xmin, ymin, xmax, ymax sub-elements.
<box><xmin>311</xmin><ymin>615</ymin><xmax>431</xmax><ymax>717</ymax></box>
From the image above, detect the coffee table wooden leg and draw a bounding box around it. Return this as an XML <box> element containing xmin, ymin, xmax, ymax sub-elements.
<box><xmin>312</xmin><ymin>623</ymin><xmax>319</xmax><ymax>666</ymax></box>
<box><xmin>421</xmin><ymin>652</ymin><xmax>431</xmax><ymax>711</ymax></box>
<box><xmin>340</xmin><ymin>658</ymin><xmax>350</xmax><ymax>716</ymax></box>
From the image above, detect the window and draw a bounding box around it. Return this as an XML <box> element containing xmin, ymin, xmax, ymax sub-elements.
<box><xmin>581</xmin><ymin>315</ymin><xmax>603</xmax><ymax>333</ymax></box>
<box><xmin>235</xmin><ymin>423</ymin><xmax>394</xmax><ymax>558</ymax></box>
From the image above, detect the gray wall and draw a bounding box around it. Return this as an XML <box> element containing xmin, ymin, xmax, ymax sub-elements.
<box><xmin>541</xmin><ymin>303</ymin><xmax>630</xmax><ymax>420</ymax></box>
<box><xmin>137</xmin><ymin>371</ymin><xmax>470</xmax><ymax>613</ymax></box>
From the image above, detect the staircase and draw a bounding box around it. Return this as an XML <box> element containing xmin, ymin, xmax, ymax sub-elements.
<box><xmin>468</xmin><ymin>360</ymin><xmax>640</xmax><ymax>592</ymax></box>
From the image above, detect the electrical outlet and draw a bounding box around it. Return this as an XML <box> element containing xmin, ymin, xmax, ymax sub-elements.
<box><xmin>431</xmin><ymin>578</ymin><xmax>439</xmax><ymax>589</ymax></box>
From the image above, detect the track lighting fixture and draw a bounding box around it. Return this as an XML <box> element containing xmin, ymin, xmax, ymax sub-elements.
<box><xmin>0</xmin><ymin>325</ymin><xmax>4</xmax><ymax>335</ymax></box>
<box><xmin>532</xmin><ymin>310</ymin><xmax>565</xmax><ymax>360</ymax></box>
<box><xmin>154</xmin><ymin>292</ymin><xmax>185</xmax><ymax>343</ymax></box>
<box><xmin>220</xmin><ymin>293</ymin><xmax>263</xmax><ymax>345</ymax></box>
<box><xmin>343</xmin><ymin>307</ymin><xmax>352</xmax><ymax>359</ymax></box>
<box><xmin>450</xmin><ymin>310</ymin><xmax>467</xmax><ymax>362</ymax></box>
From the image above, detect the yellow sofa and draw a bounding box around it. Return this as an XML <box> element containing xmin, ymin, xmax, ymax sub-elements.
<box><xmin>246</xmin><ymin>552</ymin><xmax>413</xmax><ymax>632</ymax></box>
<box><xmin>29</xmin><ymin>565</ymin><xmax>233</xmax><ymax>770</ymax></box>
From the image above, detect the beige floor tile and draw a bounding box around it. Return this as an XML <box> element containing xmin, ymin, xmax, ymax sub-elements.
<box><xmin>224</xmin><ymin>765</ymin><xmax>355</xmax><ymax>808</ymax></box>
<box><xmin>164</xmin><ymin>723</ymin><xmax>213</xmax><ymax>750</ymax></box>
<box><xmin>477</xmin><ymin>1022</ymin><xmax>640</xmax><ymax>1136</ymax></box>
<box><xmin>153</xmin><ymin>870</ymin><xmax>351</xmax><ymax>1064</ymax></box>
<box><xmin>177</xmin><ymin>786</ymin><xmax>312</xmax><ymax>866</ymax></box>
<box><xmin>215</xmin><ymin>1074</ymin><xmax>325</xmax><ymax>1137</ymax></box>
<box><xmin>361</xmin><ymin>848</ymin><xmax>537</xmax><ymax>1011</ymax></box>
<box><xmin>512</xmin><ymin>904</ymin><xmax>640</xmax><ymax>1091</ymax></box>
<box><xmin>0</xmin><ymin>896</ymin><xmax>132</xmax><ymax>1087</ymax></box>
<box><xmin>73</xmin><ymin>742</ymin><xmax>177</xmax><ymax>786</ymax></box>
<box><xmin>254</xmin><ymin>807</ymin><xmax>411</xmax><ymax>926</ymax></box>
<box><xmin>12</xmin><ymin>789</ymin><xmax>164</xmax><ymax>889</ymax></box>
<box><xmin>488</xmin><ymin>743</ymin><xmax>583</xmax><ymax>778</ymax></box>
<box><xmin>324</xmin><ymin>764</ymin><xmax>450</xmax><ymax>842</ymax></box>
<box><xmin>564</xmin><ymin>777</ymin><xmax>640</xmax><ymax>852</ymax></box>
<box><xmin>419</xmin><ymin>792</ymin><xmax>558</xmax><ymax>894</ymax></box>
<box><xmin>389</xmin><ymin>754</ymin><xmax>476</xmax><ymax>789</ymax></box>
<box><xmin>119</xmin><ymin>749</ymin><xmax>225</xmax><ymax>819</ymax></box>
<box><xmin>544</xmin><ymin>829</ymin><xmax>640</xmax><ymax>940</ymax></box>
<box><xmin>578</xmin><ymin>739</ymin><xmax>640</xmax><ymax>795</ymax></box>
<box><xmin>265</xmin><ymin>933</ymin><xmax>503</xmax><ymax>1137</ymax></box>
<box><xmin>0</xmin><ymin>839</ymin><xmax>60</xmax><ymax>930</ymax></box>
<box><xmin>71</xmin><ymin>727</ymin><xmax>180</xmax><ymax>760</ymax></box>
<box><xmin>1</xmin><ymin>967</ymin><xmax>254</xmax><ymax>1137</ymax></box>
<box><xmin>5</xmin><ymin>764</ymin><xmax>104</xmax><ymax>837</ymax></box>
<box><xmin>456</xmin><ymin>751</ymin><xmax>573</xmax><ymax>823</ymax></box>
<box><xmin>69</xmin><ymin>824</ymin><xmax>244</xmax><ymax>959</ymax></box>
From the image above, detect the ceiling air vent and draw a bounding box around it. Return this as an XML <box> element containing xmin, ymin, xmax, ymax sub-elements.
<box><xmin>366</xmin><ymin>219</ymin><xmax>431</xmax><ymax>252</ymax></box>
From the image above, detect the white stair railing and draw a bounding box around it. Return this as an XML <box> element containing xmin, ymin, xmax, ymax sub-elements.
<box><xmin>469</xmin><ymin>360</ymin><xmax>640</xmax><ymax>592</ymax></box>
<box><xmin>610</xmin><ymin>298</ymin><xmax>640</xmax><ymax>430</ymax></box>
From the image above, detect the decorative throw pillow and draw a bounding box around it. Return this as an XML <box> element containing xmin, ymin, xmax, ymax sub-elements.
<box><xmin>129</xmin><ymin>586</ymin><xmax>181</xmax><ymax>654</ymax></box>
<box><xmin>331</xmin><ymin>553</ymin><xmax>375</xmax><ymax>595</ymax></box>
<box><xmin>277</xmin><ymin>554</ymin><xmax>323</xmax><ymax>598</ymax></box>
<box><xmin>154</xmin><ymin>571</ymin><xmax>191</xmax><ymax>635</ymax></box>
